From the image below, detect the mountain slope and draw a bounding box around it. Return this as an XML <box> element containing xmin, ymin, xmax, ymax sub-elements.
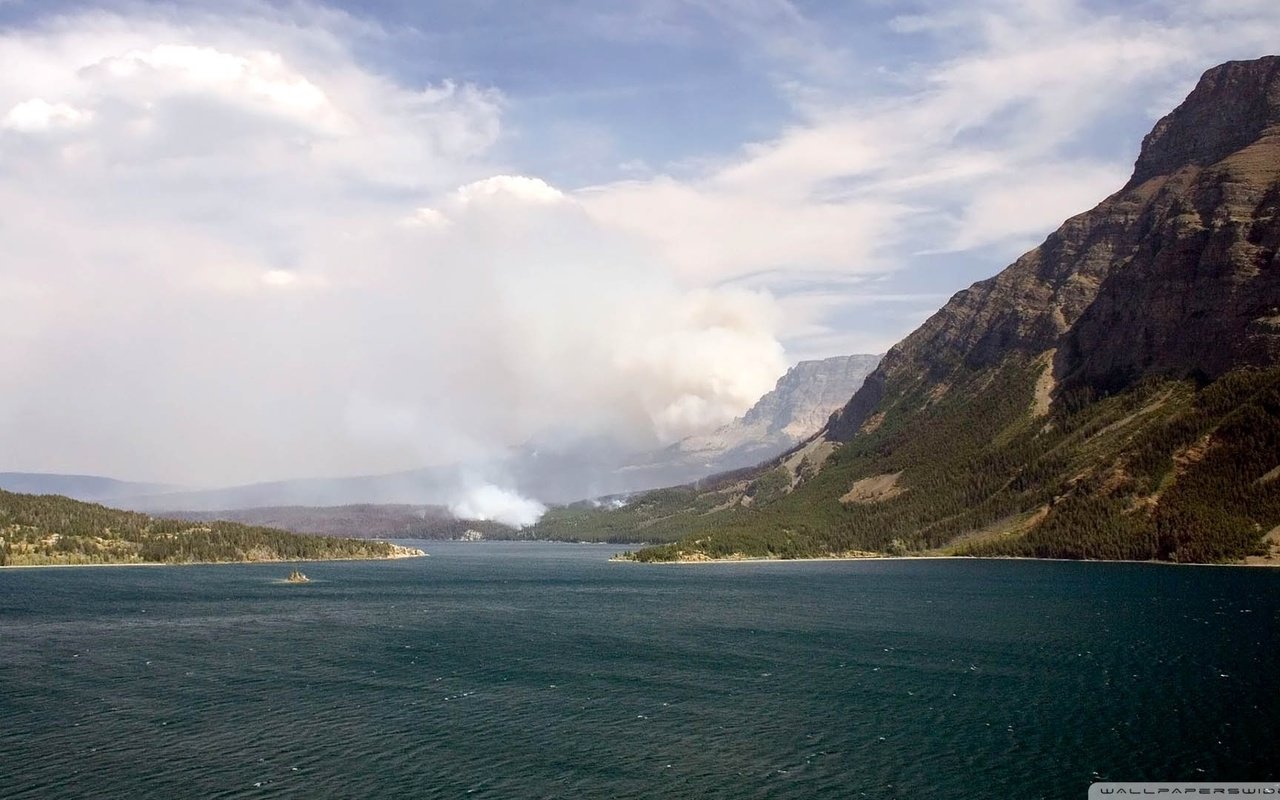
<box><xmin>832</xmin><ymin>57</ymin><xmax>1280</xmax><ymax>440</ymax></box>
<box><xmin>559</xmin><ymin>57</ymin><xmax>1280</xmax><ymax>565</ymax></box>
<box><xmin>0</xmin><ymin>473</ymin><xmax>185</xmax><ymax>504</ymax></box>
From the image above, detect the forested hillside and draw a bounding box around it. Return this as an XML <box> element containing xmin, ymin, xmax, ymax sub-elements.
<box><xmin>0</xmin><ymin>490</ymin><xmax>419</xmax><ymax>566</ymax></box>
<box><xmin>614</xmin><ymin>362</ymin><xmax>1280</xmax><ymax>563</ymax></box>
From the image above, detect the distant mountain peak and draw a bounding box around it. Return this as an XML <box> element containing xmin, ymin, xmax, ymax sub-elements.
<box><xmin>741</xmin><ymin>354</ymin><xmax>883</xmax><ymax>436</ymax></box>
<box><xmin>612</xmin><ymin>353</ymin><xmax>881</xmax><ymax>489</ymax></box>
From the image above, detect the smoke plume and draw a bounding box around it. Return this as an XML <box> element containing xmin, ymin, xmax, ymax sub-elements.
<box><xmin>0</xmin><ymin>14</ymin><xmax>786</xmax><ymax>506</ymax></box>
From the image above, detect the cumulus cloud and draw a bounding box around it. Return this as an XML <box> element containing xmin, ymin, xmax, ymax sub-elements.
<box><xmin>0</xmin><ymin>7</ymin><xmax>785</xmax><ymax>495</ymax></box>
<box><xmin>2</xmin><ymin>98</ymin><xmax>91</xmax><ymax>131</ymax></box>
<box><xmin>452</xmin><ymin>175</ymin><xmax>567</xmax><ymax>206</ymax></box>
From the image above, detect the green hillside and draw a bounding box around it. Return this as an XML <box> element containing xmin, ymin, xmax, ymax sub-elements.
<box><xmin>580</xmin><ymin>361</ymin><xmax>1280</xmax><ymax>563</ymax></box>
<box><xmin>0</xmin><ymin>489</ymin><xmax>420</xmax><ymax>567</ymax></box>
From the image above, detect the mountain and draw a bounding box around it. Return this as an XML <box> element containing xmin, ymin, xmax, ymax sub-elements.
<box><xmin>612</xmin><ymin>355</ymin><xmax>881</xmax><ymax>489</ymax></box>
<box><xmin>0</xmin><ymin>489</ymin><xmax>421</xmax><ymax>567</ymax></box>
<box><xmin>746</xmin><ymin>355</ymin><xmax>884</xmax><ymax>438</ymax></box>
<box><xmin>113</xmin><ymin>468</ymin><xmax>461</xmax><ymax>513</ymax></box>
<box><xmin>540</xmin><ymin>57</ymin><xmax>1280</xmax><ymax>565</ymax></box>
<box><xmin>830</xmin><ymin>56</ymin><xmax>1280</xmax><ymax>441</ymax></box>
<box><xmin>0</xmin><ymin>473</ymin><xmax>185</xmax><ymax>504</ymax></box>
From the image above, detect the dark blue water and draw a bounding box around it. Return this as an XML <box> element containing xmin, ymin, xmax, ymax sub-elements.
<box><xmin>1</xmin><ymin>544</ymin><xmax>1277</xmax><ymax>799</ymax></box>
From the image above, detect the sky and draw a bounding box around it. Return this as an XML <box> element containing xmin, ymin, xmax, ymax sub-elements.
<box><xmin>2</xmin><ymin>0</ymin><xmax>1279</xmax><ymax>498</ymax></box>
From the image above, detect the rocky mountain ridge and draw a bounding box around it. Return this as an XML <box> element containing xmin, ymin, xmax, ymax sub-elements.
<box><xmin>552</xmin><ymin>56</ymin><xmax>1280</xmax><ymax>565</ymax></box>
<box><xmin>830</xmin><ymin>56</ymin><xmax>1280</xmax><ymax>441</ymax></box>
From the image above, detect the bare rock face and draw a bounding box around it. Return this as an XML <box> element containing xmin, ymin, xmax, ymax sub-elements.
<box><xmin>740</xmin><ymin>355</ymin><xmax>883</xmax><ymax>438</ymax></box>
<box><xmin>829</xmin><ymin>56</ymin><xmax>1280</xmax><ymax>440</ymax></box>
<box><xmin>1126</xmin><ymin>57</ymin><xmax>1280</xmax><ymax>189</ymax></box>
<box><xmin>626</xmin><ymin>354</ymin><xmax>881</xmax><ymax>482</ymax></box>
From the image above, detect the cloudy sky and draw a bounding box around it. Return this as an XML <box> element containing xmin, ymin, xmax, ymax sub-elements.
<box><xmin>2</xmin><ymin>0</ymin><xmax>1279</xmax><ymax>488</ymax></box>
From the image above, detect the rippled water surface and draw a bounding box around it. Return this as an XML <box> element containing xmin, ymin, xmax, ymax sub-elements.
<box><xmin>1</xmin><ymin>543</ymin><xmax>1277</xmax><ymax>799</ymax></box>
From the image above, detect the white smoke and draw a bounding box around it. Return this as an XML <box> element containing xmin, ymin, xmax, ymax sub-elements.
<box><xmin>449</xmin><ymin>484</ymin><xmax>547</xmax><ymax>528</ymax></box>
<box><xmin>0</xmin><ymin>13</ymin><xmax>787</xmax><ymax>492</ymax></box>
<box><xmin>590</xmin><ymin>497</ymin><xmax>629</xmax><ymax>510</ymax></box>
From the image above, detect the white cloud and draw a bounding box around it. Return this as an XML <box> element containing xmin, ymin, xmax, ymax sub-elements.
<box><xmin>573</xmin><ymin>0</ymin><xmax>1280</xmax><ymax>356</ymax></box>
<box><xmin>580</xmin><ymin>173</ymin><xmax>911</xmax><ymax>284</ymax></box>
<box><xmin>452</xmin><ymin>174</ymin><xmax>566</xmax><ymax>206</ymax></box>
<box><xmin>2</xmin><ymin>97</ymin><xmax>91</xmax><ymax>131</ymax></box>
<box><xmin>578</xmin><ymin>20</ymin><xmax>1184</xmax><ymax>283</ymax></box>
<box><xmin>92</xmin><ymin>44</ymin><xmax>334</xmax><ymax>122</ymax></box>
<box><xmin>941</xmin><ymin>161</ymin><xmax>1127</xmax><ymax>253</ymax></box>
<box><xmin>403</xmin><ymin>207</ymin><xmax>452</xmax><ymax>229</ymax></box>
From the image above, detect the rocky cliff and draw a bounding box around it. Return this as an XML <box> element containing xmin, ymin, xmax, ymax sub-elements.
<box><xmin>744</xmin><ymin>355</ymin><xmax>883</xmax><ymax>437</ymax></box>
<box><xmin>830</xmin><ymin>56</ymin><xmax>1280</xmax><ymax>440</ymax></box>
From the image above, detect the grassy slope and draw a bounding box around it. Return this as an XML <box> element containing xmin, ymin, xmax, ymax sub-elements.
<box><xmin>0</xmin><ymin>490</ymin><xmax>414</xmax><ymax>566</ymax></box>
<box><xmin>543</xmin><ymin>360</ymin><xmax>1280</xmax><ymax>564</ymax></box>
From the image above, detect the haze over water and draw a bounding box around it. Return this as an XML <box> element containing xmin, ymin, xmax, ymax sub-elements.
<box><xmin>2</xmin><ymin>543</ymin><xmax>1276</xmax><ymax>798</ymax></box>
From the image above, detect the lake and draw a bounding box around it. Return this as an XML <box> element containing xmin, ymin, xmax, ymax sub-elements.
<box><xmin>1</xmin><ymin>542</ymin><xmax>1276</xmax><ymax>798</ymax></box>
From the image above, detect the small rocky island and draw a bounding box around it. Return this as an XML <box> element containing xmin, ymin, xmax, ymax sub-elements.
<box><xmin>285</xmin><ymin>569</ymin><xmax>311</xmax><ymax>583</ymax></box>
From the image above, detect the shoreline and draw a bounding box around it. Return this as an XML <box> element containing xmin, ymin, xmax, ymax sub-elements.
<box><xmin>0</xmin><ymin>551</ymin><xmax>428</xmax><ymax>571</ymax></box>
<box><xmin>609</xmin><ymin>553</ymin><xmax>1280</xmax><ymax>569</ymax></box>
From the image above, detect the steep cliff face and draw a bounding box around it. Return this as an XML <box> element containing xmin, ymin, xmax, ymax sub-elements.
<box><xmin>713</xmin><ymin>354</ymin><xmax>880</xmax><ymax>444</ymax></box>
<box><xmin>1127</xmin><ymin>57</ymin><xmax>1280</xmax><ymax>188</ymax></box>
<box><xmin>1061</xmin><ymin>131</ymin><xmax>1280</xmax><ymax>393</ymax></box>
<box><xmin>830</xmin><ymin>56</ymin><xmax>1280</xmax><ymax>440</ymax></box>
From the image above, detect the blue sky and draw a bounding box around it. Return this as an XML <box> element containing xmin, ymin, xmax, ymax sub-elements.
<box><xmin>1</xmin><ymin>0</ymin><xmax>1278</xmax><ymax>483</ymax></box>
